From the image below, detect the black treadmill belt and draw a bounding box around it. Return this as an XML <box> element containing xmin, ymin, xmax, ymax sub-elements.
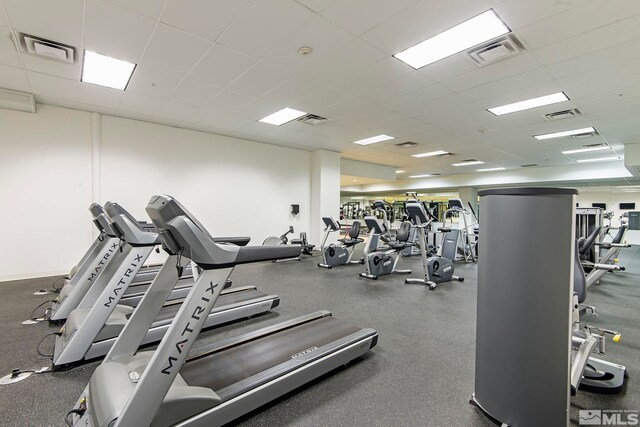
<box><xmin>153</xmin><ymin>289</ymin><xmax>268</xmax><ymax>323</ymax></box>
<box><xmin>180</xmin><ymin>316</ymin><xmax>360</xmax><ymax>392</ymax></box>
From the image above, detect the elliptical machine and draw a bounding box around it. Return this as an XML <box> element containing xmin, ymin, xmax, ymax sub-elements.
<box><xmin>404</xmin><ymin>200</ymin><xmax>463</xmax><ymax>290</ymax></box>
<box><xmin>359</xmin><ymin>201</ymin><xmax>412</xmax><ymax>280</ymax></box>
<box><xmin>318</xmin><ymin>217</ymin><xmax>363</xmax><ymax>269</ymax></box>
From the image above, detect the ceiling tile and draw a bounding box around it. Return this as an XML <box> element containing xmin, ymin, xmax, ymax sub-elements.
<box><xmin>103</xmin><ymin>0</ymin><xmax>165</xmax><ymax>20</ymax></box>
<box><xmin>209</xmin><ymin>113</ymin><xmax>252</xmax><ymax>132</ymax></box>
<box><xmin>118</xmin><ymin>91</ymin><xmax>162</xmax><ymax>114</ymax></box>
<box><xmin>188</xmin><ymin>43</ymin><xmax>257</xmax><ymax>87</ymax></box>
<box><xmin>321</xmin><ymin>0</ymin><xmax>418</xmax><ymax>36</ymax></box>
<box><xmin>152</xmin><ymin>100</ymin><xmax>198</xmax><ymax>121</ymax></box>
<box><xmin>494</xmin><ymin>0</ymin><xmax>590</xmax><ymax>31</ymax></box>
<box><xmin>360</xmin><ymin>72</ymin><xmax>434</xmax><ymax>104</ymax></box>
<box><xmin>216</xmin><ymin>0</ymin><xmax>315</xmax><ymax>59</ymax></box>
<box><xmin>515</xmin><ymin>2</ymin><xmax>616</xmax><ymax>50</ymax></box>
<box><xmin>3</xmin><ymin>0</ymin><xmax>83</xmax><ymax>46</ymax></box>
<box><xmin>299</xmin><ymin>38</ymin><xmax>387</xmax><ymax>85</ymax></box>
<box><xmin>262</xmin><ymin>15</ymin><xmax>354</xmax><ymax>74</ymax></box>
<box><xmin>84</xmin><ymin>0</ymin><xmax>155</xmax><ymax>63</ymax></box>
<box><xmin>258</xmin><ymin>74</ymin><xmax>324</xmax><ymax>106</ymax></box>
<box><xmin>0</xmin><ymin>4</ymin><xmax>8</xmax><ymax>27</ymax></box>
<box><xmin>0</xmin><ymin>63</ymin><xmax>29</xmax><ymax>91</ymax></box>
<box><xmin>77</xmin><ymin>83</ymin><xmax>124</xmax><ymax>109</ymax></box>
<box><xmin>207</xmin><ymin>89</ymin><xmax>255</xmax><ymax>114</ymax></box>
<box><xmin>533</xmin><ymin>13</ymin><xmax>640</xmax><ymax>66</ymax></box>
<box><xmin>27</xmin><ymin>71</ymin><xmax>78</xmax><ymax>99</ymax></box>
<box><xmin>330</xmin><ymin>57</ymin><xmax>414</xmax><ymax>97</ymax></box>
<box><xmin>294</xmin><ymin>87</ymin><xmax>349</xmax><ymax>112</ymax></box>
<box><xmin>384</xmin><ymin>83</ymin><xmax>454</xmax><ymax>112</ymax></box>
<box><xmin>167</xmin><ymin>78</ymin><xmax>221</xmax><ymax>107</ymax></box>
<box><xmin>294</xmin><ymin>0</ymin><xmax>335</xmax><ymax>13</ymax></box>
<box><xmin>226</xmin><ymin>61</ymin><xmax>292</xmax><ymax>98</ymax></box>
<box><xmin>182</xmin><ymin>108</ymin><xmax>227</xmax><ymax>126</ymax></box>
<box><xmin>0</xmin><ymin>26</ymin><xmax>21</xmax><ymax>67</ymax></box>
<box><xmin>20</xmin><ymin>53</ymin><xmax>81</xmax><ymax>80</ymax></box>
<box><xmin>161</xmin><ymin>0</ymin><xmax>250</xmax><ymax>42</ymax></box>
<box><xmin>140</xmin><ymin>23</ymin><xmax>212</xmax><ymax>75</ymax></box>
<box><xmin>127</xmin><ymin>66</ymin><xmax>182</xmax><ymax>99</ymax></box>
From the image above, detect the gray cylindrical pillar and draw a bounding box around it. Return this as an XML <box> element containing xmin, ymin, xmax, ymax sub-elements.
<box><xmin>472</xmin><ymin>188</ymin><xmax>577</xmax><ymax>427</ymax></box>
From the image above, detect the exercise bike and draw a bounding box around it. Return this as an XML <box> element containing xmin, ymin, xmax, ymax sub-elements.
<box><xmin>318</xmin><ymin>217</ymin><xmax>363</xmax><ymax>269</ymax></box>
<box><xmin>404</xmin><ymin>200</ymin><xmax>463</xmax><ymax>290</ymax></box>
<box><xmin>359</xmin><ymin>202</ymin><xmax>412</xmax><ymax>280</ymax></box>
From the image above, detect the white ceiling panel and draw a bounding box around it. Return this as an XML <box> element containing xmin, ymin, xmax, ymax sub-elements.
<box><xmin>262</xmin><ymin>16</ymin><xmax>354</xmax><ymax>74</ymax></box>
<box><xmin>20</xmin><ymin>53</ymin><xmax>81</xmax><ymax>80</ymax></box>
<box><xmin>0</xmin><ymin>26</ymin><xmax>20</xmax><ymax>67</ymax></box>
<box><xmin>188</xmin><ymin>43</ymin><xmax>257</xmax><ymax>88</ymax></box>
<box><xmin>216</xmin><ymin>0</ymin><xmax>315</xmax><ymax>59</ymax></box>
<box><xmin>294</xmin><ymin>87</ymin><xmax>349</xmax><ymax>112</ymax></box>
<box><xmin>167</xmin><ymin>79</ymin><xmax>221</xmax><ymax>107</ymax></box>
<box><xmin>533</xmin><ymin>13</ymin><xmax>640</xmax><ymax>66</ymax></box>
<box><xmin>330</xmin><ymin>57</ymin><xmax>413</xmax><ymax>97</ymax></box>
<box><xmin>209</xmin><ymin>113</ymin><xmax>252</xmax><ymax>132</ymax></box>
<box><xmin>117</xmin><ymin>91</ymin><xmax>162</xmax><ymax>115</ymax></box>
<box><xmin>140</xmin><ymin>24</ymin><xmax>211</xmax><ymax>75</ymax></box>
<box><xmin>126</xmin><ymin>66</ymin><xmax>182</xmax><ymax>99</ymax></box>
<box><xmin>84</xmin><ymin>0</ymin><xmax>155</xmax><ymax>63</ymax></box>
<box><xmin>3</xmin><ymin>0</ymin><xmax>83</xmax><ymax>46</ymax></box>
<box><xmin>299</xmin><ymin>38</ymin><xmax>387</xmax><ymax>85</ymax></box>
<box><xmin>182</xmin><ymin>107</ymin><xmax>227</xmax><ymax>127</ymax></box>
<box><xmin>294</xmin><ymin>0</ymin><xmax>335</xmax><ymax>13</ymax></box>
<box><xmin>321</xmin><ymin>0</ymin><xmax>418</xmax><ymax>36</ymax></box>
<box><xmin>77</xmin><ymin>83</ymin><xmax>124</xmax><ymax>109</ymax></box>
<box><xmin>516</xmin><ymin>1</ymin><xmax>616</xmax><ymax>50</ymax></box>
<box><xmin>385</xmin><ymin>83</ymin><xmax>453</xmax><ymax>112</ymax></box>
<box><xmin>207</xmin><ymin>89</ymin><xmax>256</xmax><ymax>114</ymax></box>
<box><xmin>360</xmin><ymin>72</ymin><xmax>433</xmax><ymax>104</ymax></box>
<box><xmin>226</xmin><ymin>61</ymin><xmax>292</xmax><ymax>98</ymax></box>
<box><xmin>103</xmin><ymin>0</ymin><xmax>165</xmax><ymax>20</ymax></box>
<box><xmin>161</xmin><ymin>0</ymin><xmax>250</xmax><ymax>42</ymax></box>
<box><xmin>0</xmin><ymin>3</ymin><xmax>8</xmax><ymax>27</ymax></box>
<box><xmin>493</xmin><ymin>0</ymin><xmax>589</xmax><ymax>30</ymax></box>
<box><xmin>26</xmin><ymin>71</ymin><xmax>78</xmax><ymax>99</ymax></box>
<box><xmin>0</xmin><ymin>63</ymin><xmax>29</xmax><ymax>91</ymax></box>
<box><xmin>152</xmin><ymin>100</ymin><xmax>198</xmax><ymax>122</ymax></box>
<box><xmin>258</xmin><ymin>74</ymin><xmax>323</xmax><ymax>107</ymax></box>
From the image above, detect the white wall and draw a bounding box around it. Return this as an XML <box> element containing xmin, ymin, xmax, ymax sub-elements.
<box><xmin>0</xmin><ymin>105</ymin><xmax>93</xmax><ymax>280</ymax></box>
<box><xmin>0</xmin><ymin>106</ymin><xmax>314</xmax><ymax>281</ymax></box>
<box><xmin>576</xmin><ymin>191</ymin><xmax>640</xmax><ymax>228</ymax></box>
<box><xmin>310</xmin><ymin>150</ymin><xmax>341</xmax><ymax>245</ymax></box>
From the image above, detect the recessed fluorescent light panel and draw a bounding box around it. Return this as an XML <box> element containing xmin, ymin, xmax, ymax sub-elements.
<box><xmin>534</xmin><ymin>126</ymin><xmax>596</xmax><ymax>140</ymax></box>
<box><xmin>396</xmin><ymin>170</ymin><xmax>406</xmax><ymax>173</ymax></box>
<box><xmin>477</xmin><ymin>167</ymin><xmax>506</xmax><ymax>172</ymax></box>
<box><xmin>452</xmin><ymin>160</ymin><xmax>484</xmax><ymax>166</ymax></box>
<box><xmin>259</xmin><ymin>107</ymin><xmax>307</xmax><ymax>125</ymax></box>
<box><xmin>394</xmin><ymin>9</ymin><xmax>509</xmax><ymax>69</ymax></box>
<box><xmin>576</xmin><ymin>156</ymin><xmax>620</xmax><ymax>163</ymax></box>
<box><xmin>81</xmin><ymin>50</ymin><xmax>136</xmax><ymax>90</ymax></box>
<box><xmin>353</xmin><ymin>134</ymin><xmax>395</xmax><ymax>145</ymax></box>
<box><xmin>409</xmin><ymin>174</ymin><xmax>433</xmax><ymax>178</ymax></box>
<box><xmin>562</xmin><ymin>146</ymin><xmax>610</xmax><ymax>155</ymax></box>
<box><xmin>412</xmin><ymin>150</ymin><xmax>450</xmax><ymax>158</ymax></box>
<box><xmin>488</xmin><ymin>92</ymin><xmax>569</xmax><ymax>116</ymax></box>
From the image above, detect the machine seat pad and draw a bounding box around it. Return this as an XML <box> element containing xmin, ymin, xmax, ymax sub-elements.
<box><xmin>339</xmin><ymin>237</ymin><xmax>363</xmax><ymax>246</ymax></box>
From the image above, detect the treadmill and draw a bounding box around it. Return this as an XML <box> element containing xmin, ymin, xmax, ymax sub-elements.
<box><xmin>52</xmin><ymin>201</ymin><xmax>279</xmax><ymax>369</ymax></box>
<box><xmin>69</xmin><ymin>195</ymin><xmax>377</xmax><ymax>427</ymax></box>
<box><xmin>51</xmin><ymin>204</ymin><xmax>197</xmax><ymax>321</ymax></box>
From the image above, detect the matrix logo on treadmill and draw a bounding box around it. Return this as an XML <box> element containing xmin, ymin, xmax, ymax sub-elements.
<box><xmin>104</xmin><ymin>254</ymin><xmax>144</xmax><ymax>308</ymax></box>
<box><xmin>291</xmin><ymin>347</ymin><xmax>318</xmax><ymax>359</ymax></box>
<box><xmin>161</xmin><ymin>281</ymin><xmax>218</xmax><ymax>375</ymax></box>
<box><xmin>88</xmin><ymin>243</ymin><xmax>118</xmax><ymax>282</ymax></box>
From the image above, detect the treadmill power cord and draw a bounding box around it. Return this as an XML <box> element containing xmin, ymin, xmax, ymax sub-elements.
<box><xmin>36</xmin><ymin>331</ymin><xmax>61</xmax><ymax>359</ymax></box>
<box><xmin>65</xmin><ymin>397</ymin><xmax>87</xmax><ymax>426</ymax></box>
<box><xmin>27</xmin><ymin>300</ymin><xmax>56</xmax><ymax>322</ymax></box>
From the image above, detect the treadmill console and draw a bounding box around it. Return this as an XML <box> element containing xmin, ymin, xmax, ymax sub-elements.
<box><xmin>405</xmin><ymin>202</ymin><xmax>429</xmax><ymax>224</ymax></box>
<box><xmin>322</xmin><ymin>217</ymin><xmax>340</xmax><ymax>231</ymax></box>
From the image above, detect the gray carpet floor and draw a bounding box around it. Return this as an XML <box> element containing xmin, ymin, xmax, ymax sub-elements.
<box><xmin>0</xmin><ymin>245</ymin><xmax>638</xmax><ymax>426</ymax></box>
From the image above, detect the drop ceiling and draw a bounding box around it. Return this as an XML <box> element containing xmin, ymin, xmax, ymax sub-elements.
<box><xmin>1</xmin><ymin>0</ymin><xmax>640</xmax><ymax>178</ymax></box>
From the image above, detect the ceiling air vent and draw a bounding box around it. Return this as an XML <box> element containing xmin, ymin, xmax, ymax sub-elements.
<box><xmin>466</xmin><ymin>34</ymin><xmax>525</xmax><ymax>67</ymax></box>
<box><xmin>15</xmin><ymin>33</ymin><xmax>76</xmax><ymax>63</ymax></box>
<box><xmin>570</xmin><ymin>129</ymin><xmax>599</xmax><ymax>138</ymax></box>
<box><xmin>296</xmin><ymin>113</ymin><xmax>328</xmax><ymax>126</ymax></box>
<box><xmin>0</xmin><ymin>87</ymin><xmax>36</xmax><ymax>113</ymax></box>
<box><xmin>395</xmin><ymin>141</ymin><xmax>418</xmax><ymax>148</ymax></box>
<box><xmin>520</xmin><ymin>164</ymin><xmax>538</xmax><ymax>168</ymax></box>
<box><xmin>543</xmin><ymin>108</ymin><xmax>581</xmax><ymax>121</ymax></box>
